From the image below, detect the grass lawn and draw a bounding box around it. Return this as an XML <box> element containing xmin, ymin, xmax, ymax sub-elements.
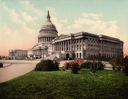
<box><xmin>0</xmin><ymin>69</ymin><xmax>128</xmax><ymax>99</ymax></box>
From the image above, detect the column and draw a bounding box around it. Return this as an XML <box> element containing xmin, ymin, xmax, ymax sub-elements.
<box><xmin>59</xmin><ymin>42</ymin><xmax>60</xmax><ymax>51</ymax></box>
<box><xmin>45</xmin><ymin>38</ymin><xmax>46</xmax><ymax>42</ymax></box>
<box><xmin>68</xmin><ymin>40</ymin><xmax>69</xmax><ymax>51</ymax></box>
<box><xmin>81</xmin><ymin>38</ymin><xmax>84</xmax><ymax>59</ymax></box>
<box><xmin>61</xmin><ymin>42</ymin><xmax>62</xmax><ymax>51</ymax></box>
<box><xmin>62</xmin><ymin>41</ymin><xmax>63</xmax><ymax>51</ymax></box>
<box><xmin>64</xmin><ymin>41</ymin><xmax>66</xmax><ymax>51</ymax></box>
<box><xmin>57</xmin><ymin>43</ymin><xmax>58</xmax><ymax>51</ymax></box>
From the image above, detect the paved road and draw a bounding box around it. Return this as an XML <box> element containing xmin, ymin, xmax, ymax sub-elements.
<box><xmin>0</xmin><ymin>60</ymin><xmax>39</xmax><ymax>83</ymax></box>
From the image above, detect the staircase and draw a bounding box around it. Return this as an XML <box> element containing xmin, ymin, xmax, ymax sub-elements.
<box><xmin>44</xmin><ymin>54</ymin><xmax>58</xmax><ymax>60</ymax></box>
<box><xmin>102</xmin><ymin>61</ymin><xmax>113</xmax><ymax>70</ymax></box>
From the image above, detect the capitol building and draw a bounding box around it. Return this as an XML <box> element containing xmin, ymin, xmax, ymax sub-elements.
<box><xmin>9</xmin><ymin>11</ymin><xmax>123</xmax><ymax>60</ymax></box>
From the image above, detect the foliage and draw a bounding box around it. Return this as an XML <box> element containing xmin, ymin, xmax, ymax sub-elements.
<box><xmin>80</xmin><ymin>62</ymin><xmax>91</xmax><ymax>69</ymax></box>
<box><xmin>97</xmin><ymin>62</ymin><xmax>104</xmax><ymax>70</ymax></box>
<box><xmin>1</xmin><ymin>70</ymin><xmax>128</xmax><ymax>99</ymax></box>
<box><xmin>123</xmin><ymin>66</ymin><xmax>128</xmax><ymax>76</ymax></box>
<box><xmin>112</xmin><ymin>66</ymin><xmax>116</xmax><ymax>71</ymax></box>
<box><xmin>110</xmin><ymin>56</ymin><xmax>128</xmax><ymax>74</ymax></box>
<box><xmin>110</xmin><ymin>57</ymin><xmax>123</xmax><ymax>72</ymax></box>
<box><xmin>0</xmin><ymin>63</ymin><xmax>3</xmax><ymax>68</ymax></box>
<box><xmin>81</xmin><ymin>61</ymin><xmax>104</xmax><ymax>71</ymax></box>
<box><xmin>117</xmin><ymin>66</ymin><xmax>121</xmax><ymax>71</ymax></box>
<box><xmin>110</xmin><ymin>57</ymin><xmax>123</xmax><ymax>67</ymax></box>
<box><xmin>64</xmin><ymin>62</ymin><xmax>71</xmax><ymax>69</ymax></box>
<box><xmin>123</xmin><ymin>56</ymin><xmax>128</xmax><ymax>76</ymax></box>
<box><xmin>71</xmin><ymin>62</ymin><xmax>80</xmax><ymax>74</ymax></box>
<box><xmin>35</xmin><ymin>60</ymin><xmax>59</xmax><ymax>71</ymax></box>
<box><xmin>64</xmin><ymin>59</ymin><xmax>84</xmax><ymax>70</ymax></box>
<box><xmin>87</xmin><ymin>55</ymin><xmax>112</xmax><ymax>61</ymax></box>
<box><xmin>123</xmin><ymin>56</ymin><xmax>128</xmax><ymax>66</ymax></box>
<box><xmin>74</xmin><ymin>59</ymin><xmax>84</xmax><ymax>65</ymax></box>
<box><xmin>54</xmin><ymin>61</ymin><xmax>59</xmax><ymax>70</ymax></box>
<box><xmin>63</xmin><ymin>60</ymin><xmax>81</xmax><ymax>73</ymax></box>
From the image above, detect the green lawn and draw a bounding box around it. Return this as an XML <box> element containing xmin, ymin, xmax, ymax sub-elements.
<box><xmin>0</xmin><ymin>69</ymin><xmax>128</xmax><ymax>99</ymax></box>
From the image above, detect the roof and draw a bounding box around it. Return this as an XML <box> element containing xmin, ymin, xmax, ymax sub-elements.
<box><xmin>32</xmin><ymin>43</ymin><xmax>47</xmax><ymax>50</ymax></box>
<box><xmin>53</xmin><ymin>34</ymin><xmax>68</xmax><ymax>41</ymax></box>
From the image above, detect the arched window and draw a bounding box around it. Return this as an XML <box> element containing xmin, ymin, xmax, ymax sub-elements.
<box><xmin>77</xmin><ymin>53</ymin><xmax>78</xmax><ymax>58</ymax></box>
<box><xmin>80</xmin><ymin>53</ymin><xmax>81</xmax><ymax>58</ymax></box>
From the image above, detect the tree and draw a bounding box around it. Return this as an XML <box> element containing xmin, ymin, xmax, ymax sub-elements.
<box><xmin>110</xmin><ymin>57</ymin><xmax>123</xmax><ymax>71</ymax></box>
<box><xmin>123</xmin><ymin>56</ymin><xmax>128</xmax><ymax>75</ymax></box>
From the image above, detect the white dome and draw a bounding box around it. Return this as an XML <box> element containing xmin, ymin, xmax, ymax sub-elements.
<box><xmin>38</xmin><ymin>11</ymin><xmax>58</xmax><ymax>37</ymax></box>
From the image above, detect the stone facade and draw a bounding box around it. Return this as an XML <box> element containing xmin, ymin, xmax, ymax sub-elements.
<box><xmin>52</xmin><ymin>33</ymin><xmax>123</xmax><ymax>60</ymax></box>
<box><xmin>9</xmin><ymin>49</ymin><xmax>27</xmax><ymax>60</ymax></box>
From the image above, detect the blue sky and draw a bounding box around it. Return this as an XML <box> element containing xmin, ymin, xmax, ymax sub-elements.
<box><xmin>0</xmin><ymin>0</ymin><xmax>128</xmax><ymax>55</ymax></box>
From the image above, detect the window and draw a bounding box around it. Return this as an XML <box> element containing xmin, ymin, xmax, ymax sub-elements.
<box><xmin>80</xmin><ymin>53</ymin><xmax>81</xmax><ymax>58</ymax></box>
<box><xmin>77</xmin><ymin>53</ymin><xmax>78</xmax><ymax>58</ymax></box>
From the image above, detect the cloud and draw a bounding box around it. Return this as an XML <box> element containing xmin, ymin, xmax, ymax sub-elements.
<box><xmin>22</xmin><ymin>12</ymin><xmax>36</xmax><ymax>22</ymax></box>
<box><xmin>18</xmin><ymin>0</ymin><xmax>43</xmax><ymax>17</ymax></box>
<box><xmin>82</xmin><ymin>13</ymin><xmax>103</xmax><ymax>20</ymax></box>
<box><xmin>63</xmin><ymin>12</ymin><xmax>120</xmax><ymax>38</ymax></box>
<box><xmin>49</xmin><ymin>11</ymin><xmax>120</xmax><ymax>39</ymax></box>
<box><xmin>0</xmin><ymin>0</ymin><xmax>43</xmax><ymax>55</ymax></box>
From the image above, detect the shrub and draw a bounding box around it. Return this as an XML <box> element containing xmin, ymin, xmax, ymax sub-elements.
<box><xmin>54</xmin><ymin>61</ymin><xmax>59</xmax><ymax>70</ymax></box>
<box><xmin>112</xmin><ymin>66</ymin><xmax>116</xmax><ymax>71</ymax></box>
<box><xmin>35</xmin><ymin>60</ymin><xmax>59</xmax><ymax>71</ymax></box>
<box><xmin>123</xmin><ymin>56</ymin><xmax>128</xmax><ymax>76</ymax></box>
<box><xmin>80</xmin><ymin>62</ymin><xmax>104</xmax><ymax>71</ymax></box>
<box><xmin>117</xmin><ymin>66</ymin><xmax>121</xmax><ymax>71</ymax></box>
<box><xmin>71</xmin><ymin>62</ymin><xmax>80</xmax><ymax>74</ymax></box>
<box><xmin>80</xmin><ymin>62</ymin><xmax>91</xmax><ymax>69</ymax></box>
<box><xmin>64</xmin><ymin>61</ymin><xmax>81</xmax><ymax>73</ymax></box>
<box><xmin>61</xmin><ymin>66</ymin><xmax>66</xmax><ymax>71</ymax></box>
<box><xmin>74</xmin><ymin>59</ymin><xmax>84</xmax><ymax>65</ymax></box>
<box><xmin>64</xmin><ymin>62</ymin><xmax>71</xmax><ymax>69</ymax></box>
<box><xmin>0</xmin><ymin>63</ymin><xmax>3</xmax><ymax>68</ymax></box>
<box><xmin>97</xmin><ymin>62</ymin><xmax>104</xmax><ymax>70</ymax></box>
<box><xmin>90</xmin><ymin>63</ymin><xmax>97</xmax><ymax>73</ymax></box>
<box><xmin>123</xmin><ymin>66</ymin><xmax>128</xmax><ymax>76</ymax></box>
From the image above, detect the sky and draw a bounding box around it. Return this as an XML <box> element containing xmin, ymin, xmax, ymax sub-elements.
<box><xmin>0</xmin><ymin>0</ymin><xmax>128</xmax><ymax>56</ymax></box>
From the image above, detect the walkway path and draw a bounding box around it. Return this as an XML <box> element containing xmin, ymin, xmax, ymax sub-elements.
<box><xmin>0</xmin><ymin>60</ymin><xmax>39</xmax><ymax>83</ymax></box>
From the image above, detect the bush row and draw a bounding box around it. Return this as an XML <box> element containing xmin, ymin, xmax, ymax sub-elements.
<box><xmin>64</xmin><ymin>61</ymin><xmax>104</xmax><ymax>70</ymax></box>
<box><xmin>34</xmin><ymin>59</ymin><xmax>108</xmax><ymax>74</ymax></box>
<box><xmin>81</xmin><ymin>62</ymin><xmax>104</xmax><ymax>70</ymax></box>
<box><xmin>63</xmin><ymin>61</ymin><xmax>104</xmax><ymax>74</ymax></box>
<box><xmin>35</xmin><ymin>60</ymin><xmax>59</xmax><ymax>71</ymax></box>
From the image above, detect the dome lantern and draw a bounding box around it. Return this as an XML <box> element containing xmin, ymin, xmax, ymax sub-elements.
<box><xmin>47</xmin><ymin>10</ymin><xmax>51</xmax><ymax>22</ymax></box>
